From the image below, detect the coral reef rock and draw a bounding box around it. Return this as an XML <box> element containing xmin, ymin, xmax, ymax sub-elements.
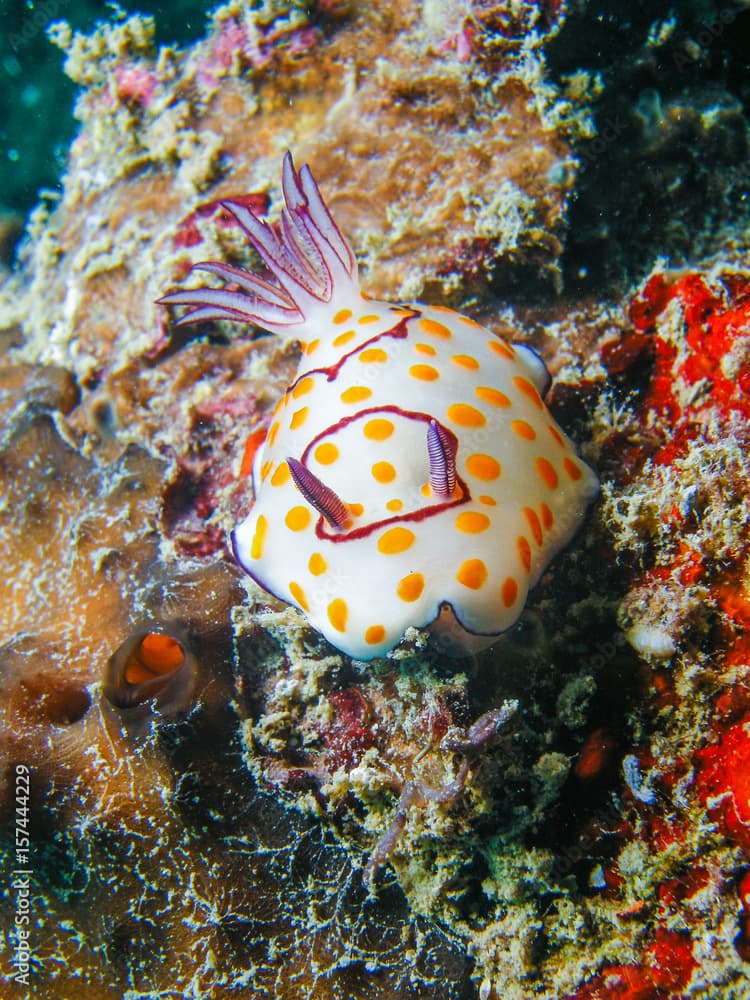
<box><xmin>3</xmin><ymin>1</ymin><xmax>750</xmax><ymax>997</ymax></box>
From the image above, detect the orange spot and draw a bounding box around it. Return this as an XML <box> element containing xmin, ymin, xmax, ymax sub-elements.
<box><xmin>466</xmin><ymin>453</ymin><xmax>501</xmax><ymax>481</ymax></box>
<box><xmin>479</xmin><ymin>495</ymin><xmax>497</xmax><ymax>506</ymax></box>
<box><xmin>359</xmin><ymin>314</ymin><xmax>379</xmax><ymax>324</ymax></box>
<box><xmin>251</xmin><ymin>515</ymin><xmax>268</xmax><ymax>559</ymax></box>
<box><xmin>456</xmin><ymin>559</ymin><xmax>488</xmax><ymax>590</ymax></box>
<box><xmin>372</xmin><ymin>461</ymin><xmax>396</xmax><ymax>483</ymax></box>
<box><xmin>309</xmin><ymin>552</ymin><xmax>327</xmax><ymax>575</ymax></box>
<box><xmin>290</xmin><ymin>407</ymin><xmax>309</xmax><ymax>430</ymax></box>
<box><xmin>397</xmin><ymin>572</ymin><xmax>425</xmax><ymax>602</ymax></box>
<box><xmin>563</xmin><ymin>457</ymin><xmax>583</xmax><ymax>481</ymax></box>
<box><xmin>513</xmin><ymin>376</ymin><xmax>544</xmax><ymax>408</ymax></box>
<box><xmin>333</xmin><ymin>330</ymin><xmax>356</xmax><ymax>348</ymax></box>
<box><xmin>305</xmin><ymin>339</ymin><xmax>320</xmax><ymax>355</ymax></box>
<box><xmin>475</xmin><ymin>386</ymin><xmax>511</xmax><ymax>408</ymax></box>
<box><xmin>377</xmin><ymin>526</ymin><xmax>415</xmax><ymax>554</ymax></box>
<box><xmin>328</xmin><ymin>598</ymin><xmax>348</xmax><ymax>632</ymax></box>
<box><xmin>260</xmin><ymin>460</ymin><xmax>273</xmax><ymax>481</ymax></box>
<box><xmin>239</xmin><ymin>427</ymin><xmax>267</xmax><ymax>478</ymax></box>
<box><xmin>138</xmin><ymin>634</ymin><xmax>184</xmax><ymax>674</ymax></box>
<box><xmin>315</xmin><ymin>442</ymin><xmax>339</xmax><ymax>465</ymax></box>
<box><xmin>419</xmin><ymin>317</ymin><xmax>452</xmax><ymax>339</ymax></box>
<box><xmin>364</xmin><ymin>418</ymin><xmax>394</xmax><ymax>441</ymax></box>
<box><xmin>267</xmin><ymin>421</ymin><xmax>280</xmax><ymax>447</ymax></box>
<box><xmin>292</xmin><ymin>377</ymin><xmax>314</xmax><ymax>398</ymax></box>
<box><xmin>455</xmin><ymin>511</ymin><xmax>490</xmax><ymax>533</ymax></box>
<box><xmin>420</xmin><ymin>483</ymin><xmax>431</xmax><ymax>496</ymax></box>
<box><xmin>540</xmin><ymin>503</ymin><xmax>554</xmax><ymax>530</ymax></box>
<box><xmin>409</xmin><ymin>364</ymin><xmax>439</xmax><ymax>381</ymax></box>
<box><xmin>366</xmin><ymin>625</ymin><xmax>386</xmax><ymax>645</ymax></box>
<box><xmin>285</xmin><ymin>506</ymin><xmax>311</xmax><ymax>531</ymax></box>
<box><xmin>386</xmin><ymin>498</ymin><xmax>403</xmax><ymax>512</ymax></box>
<box><xmin>341</xmin><ymin>385</ymin><xmax>372</xmax><ymax>404</ymax></box>
<box><xmin>348</xmin><ymin>502</ymin><xmax>364</xmax><ymax>517</ymax></box>
<box><xmin>334</xmin><ymin>308</ymin><xmax>353</xmax><ymax>324</ymax></box>
<box><xmin>458</xmin><ymin>314</ymin><xmax>481</xmax><ymax>327</ymax></box>
<box><xmin>447</xmin><ymin>403</ymin><xmax>485</xmax><ymax>427</ymax></box>
<box><xmin>517</xmin><ymin>535</ymin><xmax>531</xmax><ymax>571</ymax></box>
<box><xmin>289</xmin><ymin>581</ymin><xmax>310</xmax><ymax>612</ymax></box>
<box><xmin>414</xmin><ymin>342</ymin><xmax>437</xmax><ymax>356</ymax></box>
<box><xmin>270</xmin><ymin>462</ymin><xmax>291</xmax><ymax>487</ymax></box>
<box><xmin>452</xmin><ymin>354</ymin><xmax>479</xmax><ymax>370</ymax></box>
<box><xmin>359</xmin><ymin>348</ymin><xmax>388</xmax><ymax>363</ymax></box>
<box><xmin>501</xmin><ymin>577</ymin><xmax>518</xmax><ymax>608</ymax></box>
<box><xmin>548</xmin><ymin>425</ymin><xmax>565</xmax><ymax>447</ymax></box>
<box><xmin>488</xmin><ymin>338</ymin><xmax>514</xmax><ymax>359</ymax></box>
<box><xmin>536</xmin><ymin>457</ymin><xmax>559</xmax><ymax>489</ymax></box>
<box><xmin>524</xmin><ymin>507</ymin><xmax>543</xmax><ymax>546</ymax></box>
<box><xmin>573</xmin><ymin>728</ymin><xmax>616</xmax><ymax>780</ymax></box>
<box><xmin>511</xmin><ymin>419</ymin><xmax>536</xmax><ymax>441</ymax></box>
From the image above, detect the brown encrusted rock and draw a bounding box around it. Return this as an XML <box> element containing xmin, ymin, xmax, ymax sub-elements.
<box><xmin>0</xmin><ymin>0</ymin><xmax>579</xmax><ymax>392</ymax></box>
<box><xmin>0</xmin><ymin>364</ymin><xmax>245</xmax><ymax>769</ymax></box>
<box><xmin>1</xmin><ymin>366</ymin><xmax>480</xmax><ymax>998</ymax></box>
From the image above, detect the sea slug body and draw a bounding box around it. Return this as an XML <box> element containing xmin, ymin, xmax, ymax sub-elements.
<box><xmin>159</xmin><ymin>153</ymin><xmax>598</xmax><ymax>660</ymax></box>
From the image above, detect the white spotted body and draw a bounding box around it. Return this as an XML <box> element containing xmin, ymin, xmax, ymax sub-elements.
<box><xmin>160</xmin><ymin>154</ymin><xmax>598</xmax><ymax>660</ymax></box>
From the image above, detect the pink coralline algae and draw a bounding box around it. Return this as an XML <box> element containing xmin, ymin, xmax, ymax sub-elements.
<box><xmin>113</xmin><ymin>64</ymin><xmax>159</xmax><ymax>107</ymax></box>
<box><xmin>171</xmin><ymin>192</ymin><xmax>271</xmax><ymax>251</ymax></box>
<box><xmin>196</xmin><ymin>10</ymin><xmax>324</xmax><ymax>86</ymax></box>
<box><xmin>323</xmin><ymin>688</ymin><xmax>376</xmax><ymax>769</ymax></box>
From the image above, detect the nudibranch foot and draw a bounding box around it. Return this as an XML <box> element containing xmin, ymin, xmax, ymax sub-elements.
<box><xmin>159</xmin><ymin>152</ymin><xmax>599</xmax><ymax>660</ymax></box>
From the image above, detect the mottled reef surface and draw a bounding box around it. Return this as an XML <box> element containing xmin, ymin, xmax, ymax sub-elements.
<box><xmin>2</xmin><ymin>1</ymin><xmax>750</xmax><ymax>998</ymax></box>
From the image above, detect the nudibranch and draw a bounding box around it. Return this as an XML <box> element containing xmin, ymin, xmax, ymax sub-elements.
<box><xmin>159</xmin><ymin>153</ymin><xmax>598</xmax><ymax>660</ymax></box>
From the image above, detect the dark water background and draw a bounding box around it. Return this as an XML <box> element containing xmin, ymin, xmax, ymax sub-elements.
<box><xmin>0</xmin><ymin>0</ymin><xmax>206</xmax><ymax>217</ymax></box>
